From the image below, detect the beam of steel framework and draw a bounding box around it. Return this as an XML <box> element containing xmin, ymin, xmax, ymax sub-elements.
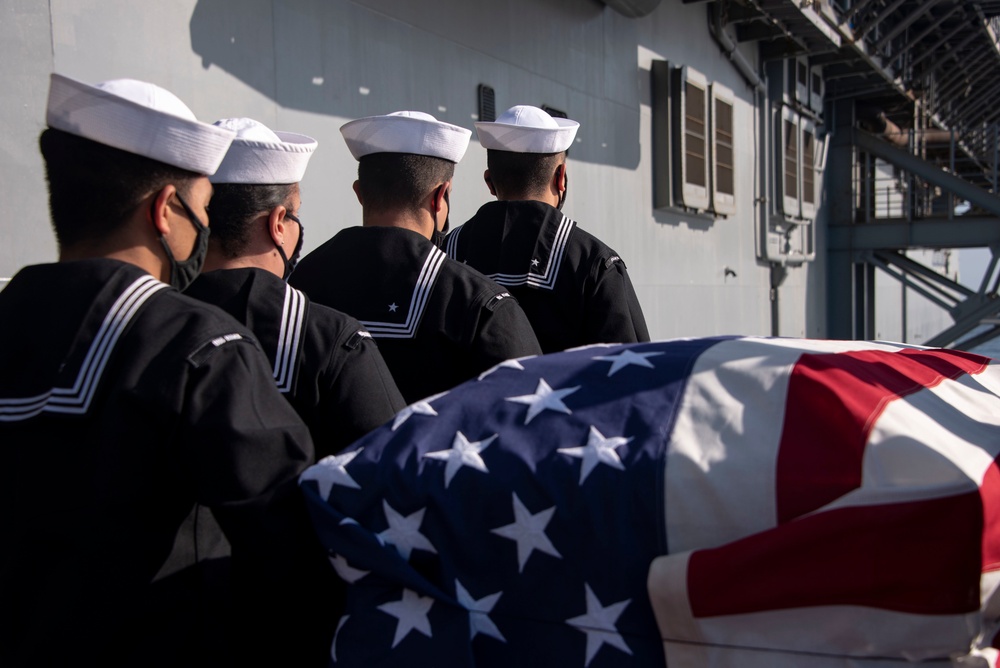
<box><xmin>931</xmin><ymin>47</ymin><xmax>995</xmax><ymax>99</ymax></box>
<box><xmin>908</xmin><ymin>21</ymin><xmax>972</xmax><ymax>70</ymax></box>
<box><xmin>962</xmin><ymin>80</ymin><xmax>1000</xmax><ymax>122</ymax></box>
<box><xmin>828</xmin><ymin>217</ymin><xmax>1000</xmax><ymax>249</ymax></box>
<box><xmin>840</xmin><ymin>133</ymin><xmax>1000</xmax><ymax>348</ymax></box>
<box><xmin>843</xmin><ymin>0</ymin><xmax>877</xmax><ymax>24</ymax></box>
<box><xmin>855</xmin><ymin>0</ymin><xmax>911</xmax><ymax>41</ymax></box>
<box><xmin>889</xmin><ymin>3</ymin><xmax>960</xmax><ymax>60</ymax></box>
<box><xmin>923</xmin><ymin>295</ymin><xmax>1000</xmax><ymax>346</ymax></box>
<box><xmin>853</xmin><ymin>129</ymin><xmax>1000</xmax><ymax>215</ymax></box>
<box><xmin>873</xmin><ymin>0</ymin><xmax>944</xmax><ymax>52</ymax></box>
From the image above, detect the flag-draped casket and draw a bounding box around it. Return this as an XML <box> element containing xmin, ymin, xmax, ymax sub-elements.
<box><xmin>300</xmin><ymin>337</ymin><xmax>1000</xmax><ymax>667</ymax></box>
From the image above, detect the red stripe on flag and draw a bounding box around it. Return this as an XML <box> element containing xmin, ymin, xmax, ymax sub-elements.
<box><xmin>776</xmin><ymin>349</ymin><xmax>989</xmax><ymax>524</ymax></box>
<box><xmin>688</xmin><ymin>492</ymin><xmax>983</xmax><ymax>617</ymax></box>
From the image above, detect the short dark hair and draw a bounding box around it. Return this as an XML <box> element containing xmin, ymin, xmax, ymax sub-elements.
<box><xmin>486</xmin><ymin>149</ymin><xmax>564</xmax><ymax>199</ymax></box>
<box><xmin>356</xmin><ymin>153</ymin><xmax>454</xmax><ymax>214</ymax></box>
<box><xmin>39</xmin><ymin>128</ymin><xmax>200</xmax><ymax>248</ymax></box>
<box><xmin>207</xmin><ymin>183</ymin><xmax>297</xmax><ymax>258</ymax></box>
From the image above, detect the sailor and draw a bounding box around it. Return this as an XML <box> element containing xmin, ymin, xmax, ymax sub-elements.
<box><xmin>290</xmin><ymin>111</ymin><xmax>542</xmax><ymax>404</ymax></box>
<box><xmin>445</xmin><ymin>105</ymin><xmax>650</xmax><ymax>353</ymax></box>
<box><xmin>185</xmin><ymin>118</ymin><xmax>405</xmax><ymax>454</ymax></box>
<box><xmin>0</xmin><ymin>75</ymin><xmax>332</xmax><ymax>666</ymax></box>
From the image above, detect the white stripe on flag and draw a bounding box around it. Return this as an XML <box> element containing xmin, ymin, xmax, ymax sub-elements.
<box><xmin>650</xmin><ymin>551</ymin><xmax>979</xmax><ymax>667</ymax></box>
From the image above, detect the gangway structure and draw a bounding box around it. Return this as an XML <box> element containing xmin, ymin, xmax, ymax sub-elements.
<box><xmin>809</xmin><ymin>0</ymin><xmax>1000</xmax><ymax>348</ymax></box>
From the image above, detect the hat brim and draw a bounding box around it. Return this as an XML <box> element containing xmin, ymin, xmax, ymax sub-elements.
<box><xmin>46</xmin><ymin>73</ymin><xmax>235</xmax><ymax>175</ymax></box>
<box><xmin>475</xmin><ymin>117</ymin><xmax>579</xmax><ymax>154</ymax></box>
<box><xmin>341</xmin><ymin>115</ymin><xmax>471</xmax><ymax>163</ymax></box>
<box><xmin>210</xmin><ymin>131</ymin><xmax>318</xmax><ymax>184</ymax></box>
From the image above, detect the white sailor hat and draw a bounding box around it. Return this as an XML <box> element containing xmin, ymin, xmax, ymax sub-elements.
<box><xmin>45</xmin><ymin>73</ymin><xmax>235</xmax><ymax>175</ymax></box>
<box><xmin>475</xmin><ymin>105</ymin><xmax>579</xmax><ymax>154</ymax></box>
<box><xmin>209</xmin><ymin>118</ymin><xmax>318</xmax><ymax>184</ymax></box>
<box><xmin>340</xmin><ymin>111</ymin><xmax>471</xmax><ymax>163</ymax></box>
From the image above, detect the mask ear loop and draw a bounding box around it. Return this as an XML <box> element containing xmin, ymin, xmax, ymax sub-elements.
<box><xmin>158</xmin><ymin>191</ymin><xmax>211</xmax><ymax>291</ymax></box>
<box><xmin>284</xmin><ymin>213</ymin><xmax>304</xmax><ymax>281</ymax></box>
<box><xmin>274</xmin><ymin>212</ymin><xmax>302</xmax><ymax>281</ymax></box>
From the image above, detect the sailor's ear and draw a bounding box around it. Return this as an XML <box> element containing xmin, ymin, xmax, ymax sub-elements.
<box><xmin>484</xmin><ymin>169</ymin><xmax>497</xmax><ymax>196</ymax></box>
<box><xmin>555</xmin><ymin>162</ymin><xmax>567</xmax><ymax>192</ymax></box>
<box><xmin>352</xmin><ymin>180</ymin><xmax>363</xmax><ymax>205</ymax></box>
<box><xmin>149</xmin><ymin>185</ymin><xmax>177</xmax><ymax>235</ymax></box>
<box><xmin>267</xmin><ymin>205</ymin><xmax>288</xmax><ymax>246</ymax></box>
<box><xmin>432</xmin><ymin>182</ymin><xmax>450</xmax><ymax>214</ymax></box>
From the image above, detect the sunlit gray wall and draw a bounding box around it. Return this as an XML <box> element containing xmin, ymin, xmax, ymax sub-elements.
<box><xmin>1</xmin><ymin>0</ymin><xmax>835</xmax><ymax>339</ymax></box>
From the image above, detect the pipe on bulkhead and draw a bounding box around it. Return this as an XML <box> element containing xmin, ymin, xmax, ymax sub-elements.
<box><xmin>709</xmin><ymin>2</ymin><xmax>780</xmax><ymax>332</ymax></box>
<box><xmin>708</xmin><ymin>2</ymin><xmax>765</xmax><ymax>93</ymax></box>
<box><xmin>873</xmin><ymin>111</ymin><xmax>953</xmax><ymax>146</ymax></box>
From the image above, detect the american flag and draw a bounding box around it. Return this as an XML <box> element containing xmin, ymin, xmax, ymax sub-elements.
<box><xmin>300</xmin><ymin>337</ymin><xmax>1000</xmax><ymax>667</ymax></box>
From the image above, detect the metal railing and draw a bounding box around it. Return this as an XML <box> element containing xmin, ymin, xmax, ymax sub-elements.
<box><xmin>853</xmin><ymin>124</ymin><xmax>1000</xmax><ymax>223</ymax></box>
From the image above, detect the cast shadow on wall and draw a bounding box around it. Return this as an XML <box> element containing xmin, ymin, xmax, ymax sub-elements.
<box><xmin>189</xmin><ymin>0</ymin><xmax>640</xmax><ymax>170</ymax></box>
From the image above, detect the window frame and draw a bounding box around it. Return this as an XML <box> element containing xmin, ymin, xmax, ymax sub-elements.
<box><xmin>672</xmin><ymin>65</ymin><xmax>710</xmax><ymax>211</ymax></box>
<box><xmin>809</xmin><ymin>64</ymin><xmax>824</xmax><ymax>114</ymax></box>
<box><xmin>801</xmin><ymin>116</ymin><xmax>818</xmax><ymax>220</ymax></box>
<box><xmin>777</xmin><ymin>105</ymin><xmax>800</xmax><ymax>219</ymax></box>
<box><xmin>710</xmin><ymin>82</ymin><xmax>736</xmax><ymax>215</ymax></box>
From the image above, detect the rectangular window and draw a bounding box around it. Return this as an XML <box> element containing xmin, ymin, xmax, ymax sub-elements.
<box><xmin>791</xmin><ymin>57</ymin><xmax>809</xmax><ymax>104</ymax></box>
<box><xmin>685</xmin><ymin>82</ymin><xmax>707</xmax><ymax>188</ymax></box>
<box><xmin>710</xmin><ymin>82</ymin><xmax>736</xmax><ymax>215</ymax></box>
<box><xmin>809</xmin><ymin>65</ymin><xmax>824</xmax><ymax>114</ymax></box>
<box><xmin>777</xmin><ymin>105</ymin><xmax>800</xmax><ymax>219</ymax></box>
<box><xmin>800</xmin><ymin>118</ymin><xmax>817</xmax><ymax>220</ymax></box>
<box><xmin>653</xmin><ymin>61</ymin><xmax>735</xmax><ymax>216</ymax></box>
<box><xmin>784</xmin><ymin>119</ymin><xmax>798</xmax><ymax>200</ymax></box>
<box><xmin>715</xmin><ymin>98</ymin><xmax>734</xmax><ymax>196</ymax></box>
<box><xmin>670</xmin><ymin>65</ymin><xmax>710</xmax><ymax>210</ymax></box>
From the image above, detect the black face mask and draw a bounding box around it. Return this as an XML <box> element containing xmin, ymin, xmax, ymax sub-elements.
<box><xmin>156</xmin><ymin>192</ymin><xmax>210</xmax><ymax>292</ymax></box>
<box><xmin>431</xmin><ymin>190</ymin><xmax>450</xmax><ymax>249</ymax></box>
<box><xmin>276</xmin><ymin>213</ymin><xmax>304</xmax><ymax>281</ymax></box>
<box><xmin>556</xmin><ymin>171</ymin><xmax>568</xmax><ymax>211</ymax></box>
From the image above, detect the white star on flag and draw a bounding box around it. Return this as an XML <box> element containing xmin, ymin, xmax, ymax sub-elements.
<box><xmin>378</xmin><ymin>588</ymin><xmax>434</xmax><ymax>648</ymax></box>
<box><xmin>392</xmin><ymin>392</ymin><xmax>447</xmax><ymax>430</ymax></box>
<box><xmin>505</xmin><ymin>378</ymin><xmax>579</xmax><ymax>424</ymax></box>
<box><xmin>388</xmin><ymin>302</ymin><xmax>399</xmax><ymax>312</ymax></box>
<box><xmin>424</xmin><ymin>432</ymin><xmax>497</xmax><ymax>488</ymax></box>
<box><xmin>378</xmin><ymin>500</ymin><xmax>437</xmax><ymax>560</ymax></box>
<box><xmin>558</xmin><ymin>426</ymin><xmax>631</xmax><ymax>484</ymax></box>
<box><xmin>329</xmin><ymin>553</ymin><xmax>369</xmax><ymax>583</ymax></box>
<box><xmin>455</xmin><ymin>579</ymin><xmax>506</xmax><ymax>642</ymax></box>
<box><xmin>300</xmin><ymin>448</ymin><xmax>363</xmax><ymax>498</ymax></box>
<box><xmin>592</xmin><ymin>349</ymin><xmax>663</xmax><ymax>376</ymax></box>
<box><xmin>490</xmin><ymin>492</ymin><xmax>562</xmax><ymax>572</ymax></box>
<box><xmin>566</xmin><ymin>584</ymin><xmax>633</xmax><ymax>666</ymax></box>
<box><xmin>478</xmin><ymin>357</ymin><xmax>528</xmax><ymax>381</ymax></box>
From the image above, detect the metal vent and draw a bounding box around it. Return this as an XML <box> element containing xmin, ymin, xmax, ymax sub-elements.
<box><xmin>478</xmin><ymin>84</ymin><xmax>495</xmax><ymax>122</ymax></box>
<box><xmin>542</xmin><ymin>105</ymin><xmax>568</xmax><ymax>119</ymax></box>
